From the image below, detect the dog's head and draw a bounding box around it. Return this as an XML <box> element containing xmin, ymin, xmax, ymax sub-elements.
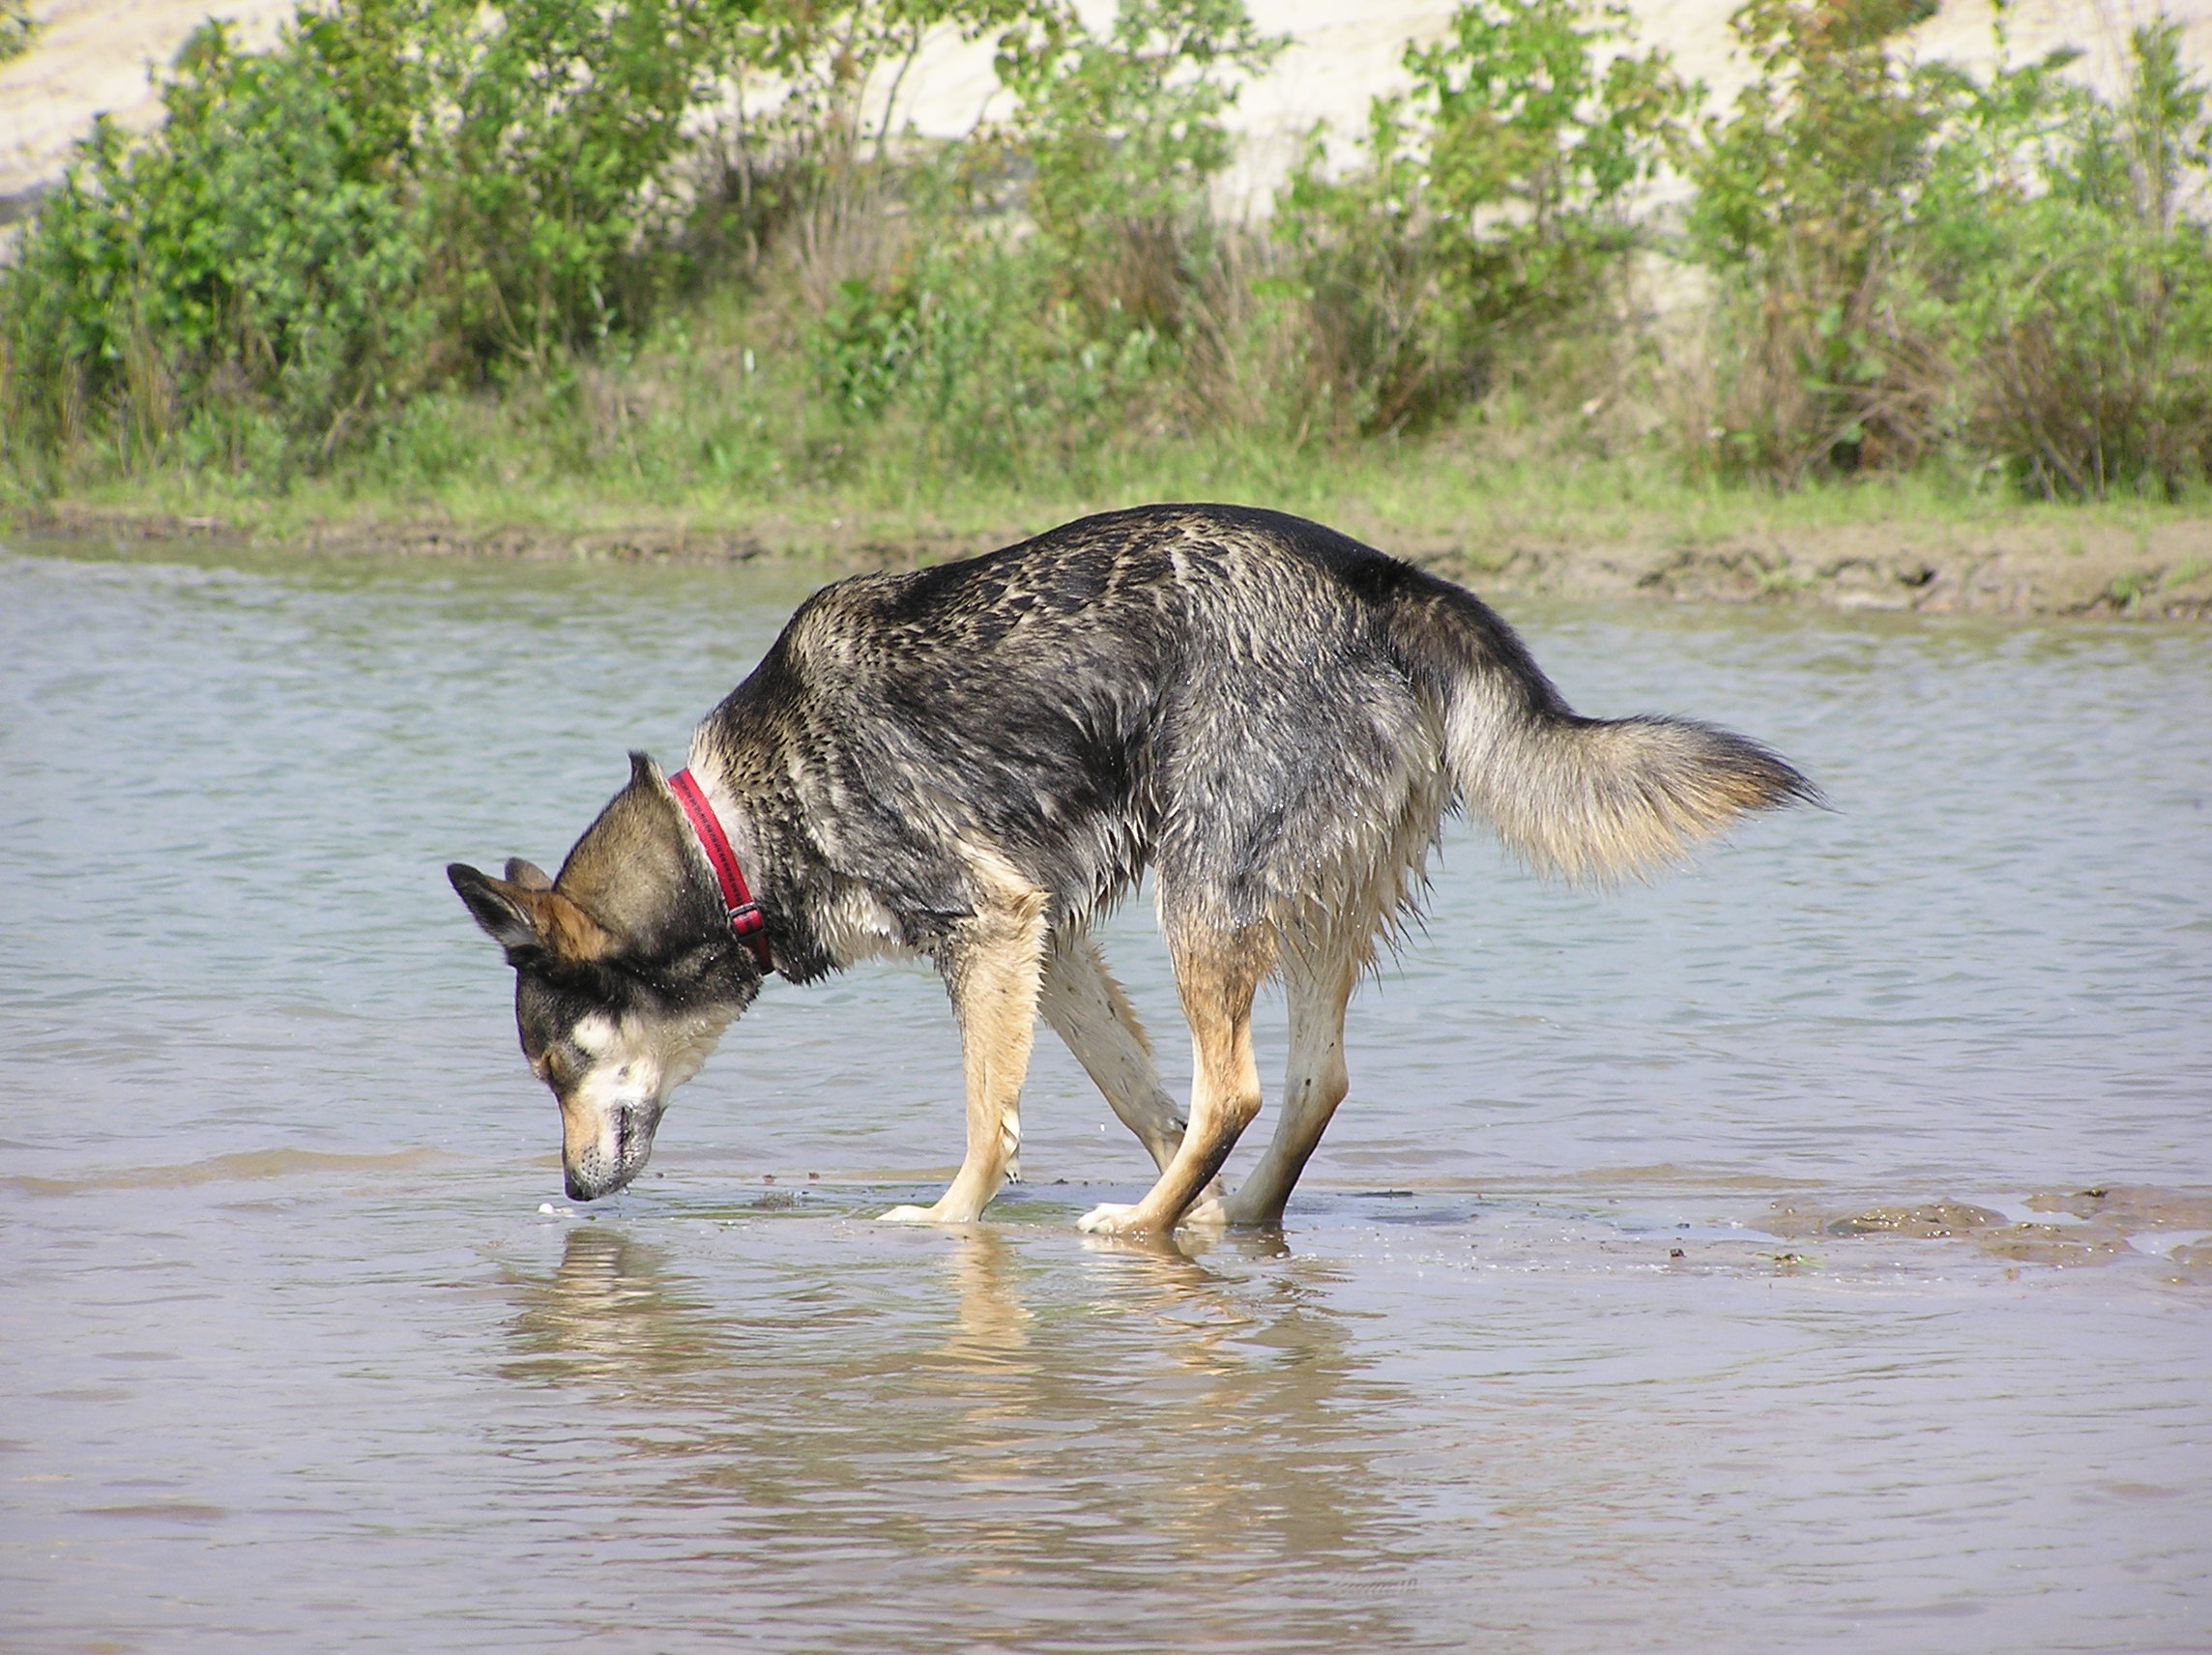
<box><xmin>449</xmin><ymin>753</ymin><xmax>762</xmax><ymax>1201</ymax></box>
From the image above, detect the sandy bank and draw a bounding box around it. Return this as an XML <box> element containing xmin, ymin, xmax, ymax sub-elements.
<box><xmin>15</xmin><ymin>500</ymin><xmax>2209</xmax><ymax>619</ymax></box>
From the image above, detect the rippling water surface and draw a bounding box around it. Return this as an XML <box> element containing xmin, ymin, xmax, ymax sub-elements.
<box><xmin>3</xmin><ymin>538</ymin><xmax>2207</xmax><ymax>1653</ymax></box>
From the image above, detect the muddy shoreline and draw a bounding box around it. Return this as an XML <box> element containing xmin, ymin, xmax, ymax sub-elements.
<box><xmin>12</xmin><ymin>500</ymin><xmax>2212</xmax><ymax>619</ymax></box>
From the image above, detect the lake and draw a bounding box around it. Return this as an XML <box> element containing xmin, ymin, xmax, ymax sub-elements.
<box><xmin>2</xmin><ymin>536</ymin><xmax>2206</xmax><ymax>1653</ymax></box>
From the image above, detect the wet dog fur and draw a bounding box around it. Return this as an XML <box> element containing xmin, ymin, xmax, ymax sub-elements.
<box><xmin>451</xmin><ymin>504</ymin><xmax>1815</xmax><ymax>1234</ymax></box>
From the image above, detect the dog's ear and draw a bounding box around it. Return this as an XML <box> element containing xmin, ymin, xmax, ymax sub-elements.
<box><xmin>450</xmin><ymin>863</ymin><xmax>536</xmax><ymax>955</ymax></box>
<box><xmin>504</xmin><ymin>857</ymin><xmax>553</xmax><ymax>891</ymax></box>
<box><xmin>448</xmin><ymin>862</ymin><xmax>616</xmax><ymax>967</ymax></box>
<box><xmin>627</xmin><ymin>750</ymin><xmax>664</xmax><ymax>793</ymax></box>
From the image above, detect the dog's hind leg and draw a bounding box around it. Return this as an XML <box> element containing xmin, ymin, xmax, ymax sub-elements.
<box><xmin>1037</xmin><ymin>929</ymin><xmax>1188</xmax><ymax>1174</ymax></box>
<box><xmin>1199</xmin><ymin>940</ymin><xmax>1357</xmax><ymax>1229</ymax></box>
<box><xmin>881</xmin><ymin>876</ymin><xmax>1049</xmax><ymax>1225</ymax></box>
<box><xmin>1077</xmin><ymin>926</ymin><xmax>1270</xmax><ymax>1237</ymax></box>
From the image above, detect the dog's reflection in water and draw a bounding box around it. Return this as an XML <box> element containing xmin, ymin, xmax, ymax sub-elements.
<box><xmin>500</xmin><ymin>1217</ymin><xmax>1407</xmax><ymax>1620</ymax></box>
<box><xmin>504</xmin><ymin>1220</ymin><xmax>1366</xmax><ymax>1419</ymax></box>
<box><xmin>905</xmin><ymin>1221</ymin><xmax>1390</xmax><ymax>1586</ymax></box>
<box><xmin>922</xmin><ymin>1222</ymin><xmax>1335</xmax><ymax>1384</ymax></box>
<box><xmin>1073</xmin><ymin>1225</ymin><xmax>1293</xmax><ymax>1372</ymax></box>
<box><xmin>934</xmin><ymin>1226</ymin><xmax>1035</xmax><ymax>1375</ymax></box>
<box><xmin>923</xmin><ymin>1225</ymin><xmax>1301</xmax><ymax>1388</ymax></box>
<box><xmin>501</xmin><ymin>1224</ymin><xmax>724</xmax><ymax>1388</ymax></box>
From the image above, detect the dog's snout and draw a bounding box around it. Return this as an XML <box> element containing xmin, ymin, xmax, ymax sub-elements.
<box><xmin>563</xmin><ymin>1147</ymin><xmax>626</xmax><ymax>1203</ymax></box>
<box><xmin>561</xmin><ymin>1096</ymin><xmax>660</xmax><ymax>1202</ymax></box>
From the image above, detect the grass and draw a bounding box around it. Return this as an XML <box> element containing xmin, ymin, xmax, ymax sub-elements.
<box><xmin>20</xmin><ymin>414</ymin><xmax>2201</xmax><ymax>572</ymax></box>
<box><xmin>9</xmin><ymin>269</ymin><xmax>2206</xmax><ymax>600</ymax></box>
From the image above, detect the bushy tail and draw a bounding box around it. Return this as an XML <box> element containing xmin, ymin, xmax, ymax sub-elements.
<box><xmin>1387</xmin><ymin>577</ymin><xmax>1819</xmax><ymax>883</ymax></box>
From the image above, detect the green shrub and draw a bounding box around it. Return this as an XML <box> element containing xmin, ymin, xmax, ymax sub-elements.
<box><xmin>1687</xmin><ymin>1</ymin><xmax>2212</xmax><ymax>495</ymax></box>
<box><xmin>1933</xmin><ymin>22</ymin><xmax>2212</xmax><ymax>496</ymax></box>
<box><xmin>990</xmin><ymin>0</ymin><xmax>1281</xmax><ymax>333</ymax></box>
<box><xmin>794</xmin><ymin>0</ymin><xmax>1278</xmax><ymax>481</ymax></box>
<box><xmin>9</xmin><ymin>0</ymin><xmax>2203</xmax><ymax>508</ymax></box>
<box><xmin>1684</xmin><ymin>0</ymin><xmax>1953</xmax><ymax>482</ymax></box>
<box><xmin>1277</xmin><ymin>0</ymin><xmax>1692</xmax><ymax>435</ymax></box>
<box><xmin>806</xmin><ymin>229</ymin><xmax>1181</xmax><ymax>485</ymax></box>
<box><xmin>1</xmin><ymin>15</ymin><xmax>433</xmax><ymax>474</ymax></box>
<box><xmin>1</xmin><ymin>0</ymin><xmax>38</xmax><ymax>62</ymax></box>
<box><xmin>433</xmin><ymin>0</ymin><xmax>734</xmax><ymax>363</ymax></box>
<box><xmin>0</xmin><ymin>0</ymin><xmax>742</xmax><ymax>479</ymax></box>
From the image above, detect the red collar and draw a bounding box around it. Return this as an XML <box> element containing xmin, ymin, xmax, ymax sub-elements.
<box><xmin>667</xmin><ymin>768</ymin><xmax>772</xmax><ymax>972</ymax></box>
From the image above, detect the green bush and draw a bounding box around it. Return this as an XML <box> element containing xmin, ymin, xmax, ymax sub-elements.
<box><xmin>797</xmin><ymin>0</ymin><xmax>1277</xmax><ymax>481</ymax></box>
<box><xmin>990</xmin><ymin>0</ymin><xmax>1280</xmax><ymax>332</ymax></box>
<box><xmin>1687</xmin><ymin>0</ymin><xmax>2212</xmax><ymax>495</ymax></box>
<box><xmin>434</xmin><ymin>0</ymin><xmax>734</xmax><ymax>363</ymax></box>
<box><xmin>1933</xmin><ymin>22</ymin><xmax>2212</xmax><ymax>496</ymax></box>
<box><xmin>3</xmin><ymin>15</ymin><xmax>432</xmax><ymax>474</ymax></box>
<box><xmin>1684</xmin><ymin>0</ymin><xmax>1953</xmax><ymax>482</ymax></box>
<box><xmin>1277</xmin><ymin>0</ymin><xmax>1692</xmax><ymax>435</ymax></box>
<box><xmin>2</xmin><ymin>0</ymin><xmax>39</xmax><ymax>62</ymax></box>
<box><xmin>0</xmin><ymin>0</ymin><xmax>741</xmax><ymax>479</ymax></box>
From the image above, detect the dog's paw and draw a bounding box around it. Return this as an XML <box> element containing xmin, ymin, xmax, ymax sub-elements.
<box><xmin>879</xmin><ymin>1201</ymin><xmax>990</xmax><ymax>1224</ymax></box>
<box><xmin>1179</xmin><ymin>1195</ymin><xmax>1229</xmax><ymax>1230</ymax></box>
<box><xmin>1076</xmin><ymin>1202</ymin><xmax>1150</xmax><ymax>1235</ymax></box>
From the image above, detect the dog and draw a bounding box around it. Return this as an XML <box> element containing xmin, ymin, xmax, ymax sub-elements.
<box><xmin>450</xmin><ymin>504</ymin><xmax>1814</xmax><ymax>1234</ymax></box>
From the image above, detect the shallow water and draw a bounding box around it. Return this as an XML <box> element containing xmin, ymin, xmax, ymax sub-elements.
<box><xmin>2</xmin><ymin>537</ymin><xmax>2207</xmax><ymax>1654</ymax></box>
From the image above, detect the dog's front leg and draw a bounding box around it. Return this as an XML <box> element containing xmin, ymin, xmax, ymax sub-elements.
<box><xmin>880</xmin><ymin>886</ymin><xmax>1048</xmax><ymax>1225</ymax></box>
